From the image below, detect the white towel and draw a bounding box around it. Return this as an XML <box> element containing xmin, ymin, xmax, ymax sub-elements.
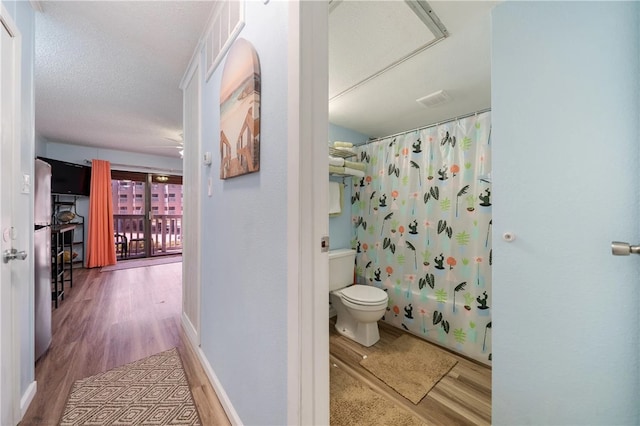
<box><xmin>329</xmin><ymin>156</ymin><xmax>344</xmax><ymax>167</ymax></box>
<box><xmin>329</xmin><ymin>165</ymin><xmax>344</xmax><ymax>175</ymax></box>
<box><xmin>333</xmin><ymin>141</ymin><xmax>353</xmax><ymax>148</ymax></box>
<box><xmin>329</xmin><ymin>182</ymin><xmax>342</xmax><ymax>215</ymax></box>
<box><xmin>334</xmin><ymin>146</ymin><xmax>356</xmax><ymax>155</ymax></box>
<box><xmin>344</xmin><ymin>160</ymin><xmax>365</xmax><ymax>172</ymax></box>
<box><xmin>343</xmin><ymin>167</ymin><xmax>365</xmax><ymax>178</ymax></box>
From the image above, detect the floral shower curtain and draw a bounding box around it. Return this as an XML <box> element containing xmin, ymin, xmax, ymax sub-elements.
<box><xmin>352</xmin><ymin>111</ymin><xmax>492</xmax><ymax>364</ymax></box>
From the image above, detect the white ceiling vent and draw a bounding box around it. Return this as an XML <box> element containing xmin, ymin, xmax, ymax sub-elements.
<box><xmin>416</xmin><ymin>90</ymin><xmax>451</xmax><ymax>108</ymax></box>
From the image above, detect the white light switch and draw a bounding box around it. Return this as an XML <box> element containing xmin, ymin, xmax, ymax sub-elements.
<box><xmin>207</xmin><ymin>177</ymin><xmax>213</xmax><ymax>197</ymax></box>
<box><xmin>203</xmin><ymin>152</ymin><xmax>212</xmax><ymax>166</ymax></box>
<box><xmin>21</xmin><ymin>174</ymin><xmax>30</xmax><ymax>194</ymax></box>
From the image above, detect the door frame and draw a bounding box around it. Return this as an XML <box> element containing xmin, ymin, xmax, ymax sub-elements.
<box><xmin>0</xmin><ymin>4</ymin><xmax>24</xmax><ymax>424</ymax></box>
<box><xmin>179</xmin><ymin>49</ymin><xmax>202</xmax><ymax>346</ymax></box>
<box><xmin>287</xmin><ymin>1</ymin><xmax>329</xmax><ymax>424</ymax></box>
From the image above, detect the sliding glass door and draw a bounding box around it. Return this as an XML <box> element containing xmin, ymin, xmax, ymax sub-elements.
<box><xmin>149</xmin><ymin>179</ymin><xmax>183</xmax><ymax>257</ymax></box>
<box><xmin>111</xmin><ymin>171</ymin><xmax>182</xmax><ymax>259</ymax></box>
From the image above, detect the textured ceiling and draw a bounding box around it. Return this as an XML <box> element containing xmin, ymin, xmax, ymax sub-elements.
<box><xmin>329</xmin><ymin>1</ymin><xmax>439</xmax><ymax>100</ymax></box>
<box><xmin>34</xmin><ymin>1</ymin><xmax>498</xmax><ymax>158</ymax></box>
<box><xmin>329</xmin><ymin>1</ymin><xmax>499</xmax><ymax>139</ymax></box>
<box><xmin>35</xmin><ymin>1</ymin><xmax>213</xmax><ymax>158</ymax></box>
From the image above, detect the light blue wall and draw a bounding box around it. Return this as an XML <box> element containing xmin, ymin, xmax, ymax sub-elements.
<box><xmin>3</xmin><ymin>0</ymin><xmax>36</xmax><ymax>404</ymax></box>
<box><xmin>328</xmin><ymin>123</ymin><xmax>369</xmax><ymax>250</ymax></box>
<box><xmin>35</xmin><ymin>133</ymin><xmax>46</xmax><ymax>158</ymax></box>
<box><xmin>492</xmin><ymin>2</ymin><xmax>639</xmax><ymax>424</ymax></box>
<box><xmin>329</xmin><ymin>123</ymin><xmax>370</xmax><ymax>147</ymax></box>
<box><xmin>199</xmin><ymin>2</ymin><xmax>288</xmax><ymax>424</ymax></box>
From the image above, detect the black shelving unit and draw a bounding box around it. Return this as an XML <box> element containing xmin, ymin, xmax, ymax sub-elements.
<box><xmin>52</xmin><ymin>195</ymin><xmax>85</xmax><ymax>268</ymax></box>
<box><xmin>51</xmin><ymin>228</ymin><xmax>64</xmax><ymax>308</ymax></box>
<box><xmin>51</xmin><ymin>224</ymin><xmax>74</xmax><ymax>308</ymax></box>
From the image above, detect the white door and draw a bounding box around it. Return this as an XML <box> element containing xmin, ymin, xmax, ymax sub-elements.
<box><xmin>0</xmin><ymin>8</ymin><xmax>23</xmax><ymax>426</ymax></box>
<box><xmin>491</xmin><ymin>2</ymin><xmax>640</xmax><ymax>424</ymax></box>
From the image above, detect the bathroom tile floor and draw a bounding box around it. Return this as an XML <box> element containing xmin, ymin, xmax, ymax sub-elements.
<box><xmin>330</xmin><ymin>318</ymin><xmax>491</xmax><ymax>425</ymax></box>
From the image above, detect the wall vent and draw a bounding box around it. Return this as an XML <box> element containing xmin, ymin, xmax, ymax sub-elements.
<box><xmin>204</xmin><ymin>0</ymin><xmax>245</xmax><ymax>82</ymax></box>
<box><xmin>416</xmin><ymin>89</ymin><xmax>451</xmax><ymax>108</ymax></box>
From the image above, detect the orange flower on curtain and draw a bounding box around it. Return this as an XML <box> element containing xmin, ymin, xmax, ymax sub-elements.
<box><xmin>86</xmin><ymin>159</ymin><xmax>116</xmax><ymax>268</ymax></box>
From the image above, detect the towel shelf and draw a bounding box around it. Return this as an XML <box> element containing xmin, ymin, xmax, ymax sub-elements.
<box><xmin>329</xmin><ymin>146</ymin><xmax>357</xmax><ymax>159</ymax></box>
<box><xmin>330</xmin><ymin>172</ymin><xmax>354</xmax><ymax>178</ymax></box>
<box><xmin>329</xmin><ymin>172</ymin><xmax>364</xmax><ymax>182</ymax></box>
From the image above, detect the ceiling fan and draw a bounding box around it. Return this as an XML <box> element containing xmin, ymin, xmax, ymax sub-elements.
<box><xmin>149</xmin><ymin>134</ymin><xmax>184</xmax><ymax>157</ymax></box>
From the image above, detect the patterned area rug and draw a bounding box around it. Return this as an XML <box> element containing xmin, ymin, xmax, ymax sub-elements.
<box><xmin>60</xmin><ymin>348</ymin><xmax>201</xmax><ymax>425</ymax></box>
<box><xmin>360</xmin><ymin>334</ymin><xmax>458</xmax><ymax>404</ymax></box>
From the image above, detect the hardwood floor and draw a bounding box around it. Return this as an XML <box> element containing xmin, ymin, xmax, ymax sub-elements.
<box><xmin>20</xmin><ymin>262</ymin><xmax>489</xmax><ymax>425</ymax></box>
<box><xmin>20</xmin><ymin>263</ymin><xmax>230</xmax><ymax>426</ymax></box>
<box><xmin>330</xmin><ymin>318</ymin><xmax>492</xmax><ymax>425</ymax></box>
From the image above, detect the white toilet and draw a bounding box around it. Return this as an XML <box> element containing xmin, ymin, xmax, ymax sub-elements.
<box><xmin>329</xmin><ymin>248</ymin><xmax>388</xmax><ymax>347</ymax></box>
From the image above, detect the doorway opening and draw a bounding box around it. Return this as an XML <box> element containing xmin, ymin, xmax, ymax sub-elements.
<box><xmin>111</xmin><ymin>170</ymin><xmax>183</xmax><ymax>259</ymax></box>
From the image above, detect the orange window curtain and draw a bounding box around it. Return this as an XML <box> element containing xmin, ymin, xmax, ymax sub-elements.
<box><xmin>86</xmin><ymin>159</ymin><xmax>116</xmax><ymax>267</ymax></box>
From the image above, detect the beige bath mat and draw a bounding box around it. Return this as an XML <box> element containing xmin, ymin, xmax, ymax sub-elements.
<box><xmin>330</xmin><ymin>364</ymin><xmax>426</xmax><ymax>425</ymax></box>
<box><xmin>360</xmin><ymin>334</ymin><xmax>458</xmax><ymax>404</ymax></box>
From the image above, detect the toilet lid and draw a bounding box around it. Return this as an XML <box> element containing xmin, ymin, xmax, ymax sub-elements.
<box><xmin>341</xmin><ymin>285</ymin><xmax>387</xmax><ymax>305</ymax></box>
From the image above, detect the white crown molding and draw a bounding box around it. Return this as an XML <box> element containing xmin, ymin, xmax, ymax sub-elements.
<box><xmin>29</xmin><ymin>1</ymin><xmax>44</xmax><ymax>13</ymax></box>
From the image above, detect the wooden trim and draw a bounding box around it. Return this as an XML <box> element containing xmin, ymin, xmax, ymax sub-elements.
<box><xmin>193</xmin><ymin>54</ymin><xmax>202</xmax><ymax>341</ymax></box>
<box><xmin>181</xmin><ymin>315</ymin><xmax>242</xmax><ymax>425</ymax></box>
<box><xmin>180</xmin><ymin>36</ymin><xmax>204</xmax><ymax>90</ymax></box>
<box><xmin>181</xmin><ymin>312</ymin><xmax>198</xmax><ymax>348</ymax></box>
<box><xmin>180</xmin><ymin>35</ymin><xmax>204</xmax><ymax>91</ymax></box>
<box><xmin>111</xmin><ymin>170</ymin><xmax>182</xmax><ymax>185</ymax></box>
<box><xmin>181</xmin><ymin>50</ymin><xmax>201</xmax><ymax>344</ymax></box>
<box><xmin>287</xmin><ymin>2</ymin><xmax>329</xmax><ymax>424</ymax></box>
<box><xmin>203</xmin><ymin>0</ymin><xmax>245</xmax><ymax>82</ymax></box>
<box><xmin>19</xmin><ymin>382</ymin><xmax>36</xmax><ymax>419</ymax></box>
<box><xmin>28</xmin><ymin>1</ymin><xmax>43</xmax><ymax>13</ymax></box>
<box><xmin>111</xmin><ymin>170</ymin><xmax>146</xmax><ymax>182</ymax></box>
<box><xmin>286</xmin><ymin>3</ymin><xmax>301</xmax><ymax>422</ymax></box>
<box><xmin>0</xmin><ymin>5</ymin><xmax>25</xmax><ymax>423</ymax></box>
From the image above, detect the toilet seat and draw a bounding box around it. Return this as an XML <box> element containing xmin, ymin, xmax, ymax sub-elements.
<box><xmin>340</xmin><ymin>285</ymin><xmax>387</xmax><ymax>306</ymax></box>
<box><xmin>330</xmin><ymin>284</ymin><xmax>387</xmax><ymax>347</ymax></box>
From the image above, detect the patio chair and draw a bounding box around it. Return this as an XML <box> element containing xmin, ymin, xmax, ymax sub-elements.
<box><xmin>114</xmin><ymin>233</ymin><xmax>128</xmax><ymax>259</ymax></box>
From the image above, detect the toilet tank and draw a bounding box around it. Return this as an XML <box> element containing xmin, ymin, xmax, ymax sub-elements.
<box><xmin>328</xmin><ymin>249</ymin><xmax>356</xmax><ymax>291</ymax></box>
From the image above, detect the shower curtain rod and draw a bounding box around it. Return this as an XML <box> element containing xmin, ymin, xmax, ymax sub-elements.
<box><xmin>364</xmin><ymin>107</ymin><xmax>491</xmax><ymax>145</ymax></box>
<box><xmin>83</xmin><ymin>159</ymin><xmax>181</xmax><ymax>174</ymax></box>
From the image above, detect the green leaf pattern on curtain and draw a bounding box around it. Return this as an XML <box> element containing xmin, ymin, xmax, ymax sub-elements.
<box><xmin>352</xmin><ymin>112</ymin><xmax>492</xmax><ymax>365</ymax></box>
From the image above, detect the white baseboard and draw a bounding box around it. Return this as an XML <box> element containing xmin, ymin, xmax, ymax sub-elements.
<box><xmin>181</xmin><ymin>312</ymin><xmax>199</xmax><ymax>346</ymax></box>
<box><xmin>20</xmin><ymin>381</ymin><xmax>37</xmax><ymax>420</ymax></box>
<box><xmin>181</xmin><ymin>315</ymin><xmax>242</xmax><ymax>425</ymax></box>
